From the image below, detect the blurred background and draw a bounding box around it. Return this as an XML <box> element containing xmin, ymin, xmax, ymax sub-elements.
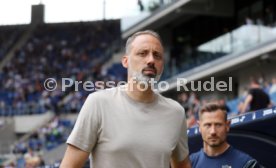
<box><xmin>0</xmin><ymin>0</ymin><xmax>276</xmax><ymax>167</ymax></box>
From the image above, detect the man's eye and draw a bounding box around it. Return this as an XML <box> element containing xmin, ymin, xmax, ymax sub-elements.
<box><xmin>154</xmin><ymin>54</ymin><xmax>162</xmax><ymax>59</ymax></box>
<box><xmin>215</xmin><ymin>123</ymin><xmax>222</xmax><ymax>127</ymax></box>
<box><xmin>204</xmin><ymin>124</ymin><xmax>211</xmax><ymax>128</ymax></box>
<box><xmin>138</xmin><ymin>52</ymin><xmax>146</xmax><ymax>56</ymax></box>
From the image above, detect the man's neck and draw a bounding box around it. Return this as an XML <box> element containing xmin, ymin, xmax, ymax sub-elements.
<box><xmin>203</xmin><ymin>142</ymin><xmax>230</xmax><ymax>157</ymax></box>
<box><xmin>125</xmin><ymin>81</ymin><xmax>155</xmax><ymax>103</ymax></box>
<box><xmin>251</xmin><ymin>83</ymin><xmax>260</xmax><ymax>89</ymax></box>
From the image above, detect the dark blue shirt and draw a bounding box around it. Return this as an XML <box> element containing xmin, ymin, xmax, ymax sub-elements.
<box><xmin>190</xmin><ymin>146</ymin><xmax>259</xmax><ymax>168</ymax></box>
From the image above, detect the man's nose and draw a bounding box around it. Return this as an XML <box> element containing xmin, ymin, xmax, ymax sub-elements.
<box><xmin>210</xmin><ymin>126</ymin><xmax>217</xmax><ymax>135</ymax></box>
<box><xmin>146</xmin><ymin>53</ymin><xmax>155</xmax><ymax>64</ymax></box>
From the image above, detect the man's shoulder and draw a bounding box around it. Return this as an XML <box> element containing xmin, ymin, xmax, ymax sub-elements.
<box><xmin>190</xmin><ymin>149</ymin><xmax>203</xmax><ymax>160</ymax></box>
<box><xmin>231</xmin><ymin>147</ymin><xmax>254</xmax><ymax>160</ymax></box>
<box><xmin>230</xmin><ymin>147</ymin><xmax>260</xmax><ymax>167</ymax></box>
<box><xmin>88</xmin><ymin>87</ymin><xmax>120</xmax><ymax>100</ymax></box>
<box><xmin>189</xmin><ymin>149</ymin><xmax>203</xmax><ymax>164</ymax></box>
<box><xmin>249</xmin><ymin>88</ymin><xmax>266</xmax><ymax>95</ymax></box>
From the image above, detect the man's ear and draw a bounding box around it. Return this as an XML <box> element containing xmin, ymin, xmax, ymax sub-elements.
<box><xmin>197</xmin><ymin>120</ymin><xmax>201</xmax><ymax>133</ymax></box>
<box><xmin>226</xmin><ymin>120</ymin><xmax>231</xmax><ymax>132</ymax></box>
<box><xmin>122</xmin><ymin>55</ymin><xmax>128</xmax><ymax>68</ymax></box>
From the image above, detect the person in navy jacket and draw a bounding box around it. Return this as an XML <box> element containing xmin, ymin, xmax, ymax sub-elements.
<box><xmin>190</xmin><ymin>103</ymin><xmax>260</xmax><ymax>168</ymax></box>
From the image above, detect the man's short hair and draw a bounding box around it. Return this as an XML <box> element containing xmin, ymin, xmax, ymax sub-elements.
<box><xmin>199</xmin><ymin>103</ymin><xmax>228</xmax><ymax>121</ymax></box>
<box><xmin>125</xmin><ymin>30</ymin><xmax>163</xmax><ymax>54</ymax></box>
<box><xmin>250</xmin><ymin>77</ymin><xmax>259</xmax><ymax>85</ymax></box>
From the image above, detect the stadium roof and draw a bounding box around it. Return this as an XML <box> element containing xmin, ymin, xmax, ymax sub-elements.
<box><xmin>0</xmin><ymin>0</ymin><xmax>139</xmax><ymax>25</ymax></box>
<box><xmin>122</xmin><ymin>0</ymin><xmax>234</xmax><ymax>39</ymax></box>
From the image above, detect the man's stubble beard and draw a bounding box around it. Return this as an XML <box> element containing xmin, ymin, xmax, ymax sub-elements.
<box><xmin>130</xmin><ymin>71</ymin><xmax>162</xmax><ymax>83</ymax></box>
<box><xmin>128</xmin><ymin>59</ymin><xmax>163</xmax><ymax>84</ymax></box>
<box><xmin>204</xmin><ymin>137</ymin><xmax>226</xmax><ymax>148</ymax></box>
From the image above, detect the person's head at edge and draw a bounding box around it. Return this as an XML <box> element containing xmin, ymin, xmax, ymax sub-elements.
<box><xmin>121</xmin><ymin>30</ymin><xmax>164</xmax><ymax>94</ymax></box>
<box><xmin>198</xmin><ymin>103</ymin><xmax>230</xmax><ymax>156</ymax></box>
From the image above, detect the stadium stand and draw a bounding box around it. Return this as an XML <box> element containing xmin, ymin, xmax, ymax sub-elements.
<box><xmin>0</xmin><ymin>19</ymin><xmax>123</xmax><ymax>167</ymax></box>
<box><xmin>10</xmin><ymin>116</ymin><xmax>74</xmax><ymax>167</ymax></box>
<box><xmin>0</xmin><ymin>20</ymin><xmax>122</xmax><ymax>116</ymax></box>
<box><xmin>0</xmin><ymin>25</ymin><xmax>27</xmax><ymax>61</ymax></box>
<box><xmin>12</xmin><ymin>117</ymin><xmax>73</xmax><ymax>153</ymax></box>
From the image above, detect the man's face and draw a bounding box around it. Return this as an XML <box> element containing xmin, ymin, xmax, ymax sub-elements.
<box><xmin>122</xmin><ymin>34</ymin><xmax>164</xmax><ymax>83</ymax></box>
<box><xmin>198</xmin><ymin>110</ymin><xmax>230</xmax><ymax>148</ymax></box>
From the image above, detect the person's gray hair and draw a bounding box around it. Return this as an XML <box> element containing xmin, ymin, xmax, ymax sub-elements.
<box><xmin>125</xmin><ymin>30</ymin><xmax>163</xmax><ymax>54</ymax></box>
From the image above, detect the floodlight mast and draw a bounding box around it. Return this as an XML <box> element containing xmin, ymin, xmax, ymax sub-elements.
<box><xmin>103</xmin><ymin>0</ymin><xmax>106</xmax><ymax>20</ymax></box>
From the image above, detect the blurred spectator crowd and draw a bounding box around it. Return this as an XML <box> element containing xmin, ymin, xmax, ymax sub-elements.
<box><xmin>178</xmin><ymin>76</ymin><xmax>276</xmax><ymax>128</ymax></box>
<box><xmin>0</xmin><ymin>25</ymin><xmax>27</xmax><ymax>60</ymax></box>
<box><xmin>10</xmin><ymin>117</ymin><xmax>73</xmax><ymax>168</ymax></box>
<box><xmin>0</xmin><ymin>20</ymin><xmax>126</xmax><ymax>116</ymax></box>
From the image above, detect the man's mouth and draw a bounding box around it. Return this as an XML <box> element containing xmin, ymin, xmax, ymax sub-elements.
<box><xmin>208</xmin><ymin>137</ymin><xmax>218</xmax><ymax>141</ymax></box>
<box><xmin>142</xmin><ymin>68</ymin><xmax>157</xmax><ymax>76</ymax></box>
